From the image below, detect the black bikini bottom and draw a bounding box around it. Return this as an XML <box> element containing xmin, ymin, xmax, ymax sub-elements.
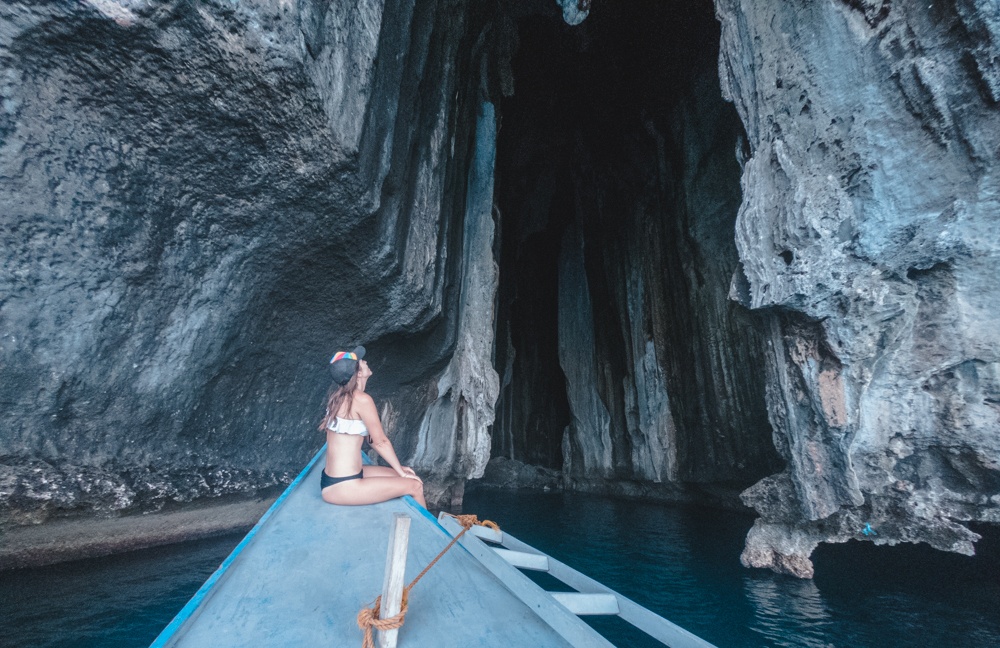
<box><xmin>321</xmin><ymin>469</ymin><xmax>363</xmax><ymax>490</ymax></box>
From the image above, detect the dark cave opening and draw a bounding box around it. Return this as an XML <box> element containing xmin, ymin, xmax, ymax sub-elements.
<box><xmin>491</xmin><ymin>0</ymin><xmax>783</xmax><ymax>487</ymax></box>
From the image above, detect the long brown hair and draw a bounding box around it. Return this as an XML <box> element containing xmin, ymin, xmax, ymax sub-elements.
<box><xmin>318</xmin><ymin>366</ymin><xmax>361</xmax><ymax>432</ymax></box>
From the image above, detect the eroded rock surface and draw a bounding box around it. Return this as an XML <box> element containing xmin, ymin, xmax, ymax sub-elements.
<box><xmin>717</xmin><ymin>0</ymin><xmax>1000</xmax><ymax>575</ymax></box>
<box><xmin>474</xmin><ymin>456</ymin><xmax>562</xmax><ymax>491</ymax></box>
<box><xmin>491</xmin><ymin>1</ymin><xmax>782</xmax><ymax>495</ymax></box>
<box><xmin>3</xmin><ymin>0</ymin><xmax>998</xmax><ymax>576</ymax></box>
<box><xmin>0</xmin><ymin>0</ymin><xmax>507</xmax><ymax>557</ymax></box>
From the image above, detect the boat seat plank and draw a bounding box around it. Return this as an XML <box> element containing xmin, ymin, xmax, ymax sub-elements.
<box><xmin>551</xmin><ymin>593</ymin><xmax>620</xmax><ymax>616</ymax></box>
<box><xmin>439</xmin><ymin>514</ymin><xmax>616</xmax><ymax>648</ymax></box>
<box><xmin>493</xmin><ymin>548</ymin><xmax>550</xmax><ymax>571</ymax></box>
<box><xmin>469</xmin><ymin>524</ymin><xmax>504</xmax><ymax>544</ymax></box>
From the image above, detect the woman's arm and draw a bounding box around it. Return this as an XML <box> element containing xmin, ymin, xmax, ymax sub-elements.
<box><xmin>355</xmin><ymin>393</ymin><xmax>414</xmax><ymax>478</ymax></box>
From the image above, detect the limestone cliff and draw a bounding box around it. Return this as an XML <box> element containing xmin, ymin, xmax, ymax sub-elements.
<box><xmin>491</xmin><ymin>1</ymin><xmax>782</xmax><ymax>498</ymax></box>
<box><xmin>3</xmin><ymin>0</ymin><xmax>999</xmax><ymax>576</ymax></box>
<box><xmin>0</xmin><ymin>0</ymin><xmax>502</xmax><ymax>561</ymax></box>
<box><xmin>717</xmin><ymin>0</ymin><xmax>1000</xmax><ymax>576</ymax></box>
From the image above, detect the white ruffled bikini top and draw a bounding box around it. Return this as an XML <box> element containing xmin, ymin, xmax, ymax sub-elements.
<box><xmin>327</xmin><ymin>416</ymin><xmax>368</xmax><ymax>436</ymax></box>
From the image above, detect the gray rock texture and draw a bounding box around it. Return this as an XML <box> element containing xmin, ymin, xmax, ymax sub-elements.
<box><xmin>0</xmin><ymin>0</ymin><xmax>509</xmax><ymax>553</ymax></box>
<box><xmin>410</xmin><ymin>102</ymin><xmax>501</xmax><ymax>507</ymax></box>
<box><xmin>558</xmin><ymin>224</ymin><xmax>614</xmax><ymax>480</ymax></box>
<box><xmin>717</xmin><ymin>0</ymin><xmax>1000</xmax><ymax>576</ymax></box>
<box><xmin>491</xmin><ymin>1</ymin><xmax>782</xmax><ymax>495</ymax></box>
<box><xmin>3</xmin><ymin>0</ymin><xmax>999</xmax><ymax>576</ymax></box>
<box><xmin>473</xmin><ymin>456</ymin><xmax>562</xmax><ymax>491</ymax></box>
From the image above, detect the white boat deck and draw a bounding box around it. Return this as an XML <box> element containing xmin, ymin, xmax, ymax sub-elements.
<box><xmin>151</xmin><ymin>449</ymin><xmax>579</xmax><ymax>647</ymax></box>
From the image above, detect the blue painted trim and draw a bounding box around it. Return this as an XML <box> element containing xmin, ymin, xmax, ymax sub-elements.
<box><xmin>148</xmin><ymin>446</ymin><xmax>327</xmax><ymax>648</ymax></box>
<box><xmin>405</xmin><ymin>495</ymin><xmax>444</xmax><ymax>529</ymax></box>
<box><xmin>363</xmin><ymin>449</ymin><xmax>441</xmax><ymax>529</ymax></box>
<box><xmin>150</xmin><ymin>446</ymin><xmax>445</xmax><ymax>647</ymax></box>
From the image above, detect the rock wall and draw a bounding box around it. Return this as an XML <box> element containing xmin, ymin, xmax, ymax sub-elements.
<box><xmin>0</xmin><ymin>0</ymin><xmax>504</xmax><ymax>550</ymax></box>
<box><xmin>557</xmin><ymin>224</ymin><xmax>614</xmax><ymax>480</ymax></box>
<box><xmin>410</xmin><ymin>102</ymin><xmax>500</xmax><ymax>506</ymax></box>
<box><xmin>491</xmin><ymin>1</ymin><xmax>782</xmax><ymax>494</ymax></box>
<box><xmin>717</xmin><ymin>0</ymin><xmax>1000</xmax><ymax>576</ymax></box>
<box><xmin>6</xmin><ymin>0</ymin><xmax>997</xmax><ymax>575</ymax></box>
<box><xmin>560</xmin><ymin>67</ymin><xmax>783</xmax><ymax>491</ymax></box>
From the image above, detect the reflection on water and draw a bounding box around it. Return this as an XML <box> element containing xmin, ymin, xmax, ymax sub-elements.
<box><xmin>743</xmin><ymin>576</ymin><xmax>833</xmax><ymax>647</ymax></box>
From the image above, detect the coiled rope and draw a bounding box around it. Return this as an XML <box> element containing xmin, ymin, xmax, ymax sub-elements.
<box><xmin>357</xmin><ymin>514</ymin><xmax>500</xmax><ymax>648</ymax></box>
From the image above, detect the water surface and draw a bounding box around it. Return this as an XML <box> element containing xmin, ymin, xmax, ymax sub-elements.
<box><xmin>1</xmin><ymin>533</ymin><xmax>243</xmax><ymax>648</ymax></box>
<box><xmin>3</xmin><ymin>491</ymin><xmax>998</xmax><ymax>647</ymax></box>
<box><xmin>462</xmin><ymin>489</ymin><xmax>1000</xmax><ymax>648</ymax></box>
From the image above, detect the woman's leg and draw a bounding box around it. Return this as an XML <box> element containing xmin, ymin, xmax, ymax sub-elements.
<box><xmin>322</xmin><ymin>475</ymin><xmax>426</xmax><ymax>508</ymax></box>
<box><xmin>361</xmin><ymin>465</ymin><xmax>400</xmax><ymax>479</ymax></box>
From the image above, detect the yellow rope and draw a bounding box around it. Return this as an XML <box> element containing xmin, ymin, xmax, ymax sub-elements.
<box><xmin>357</xmin><ymin>514</ymin><xmax>500</xmax><ymax>647</ymax></box>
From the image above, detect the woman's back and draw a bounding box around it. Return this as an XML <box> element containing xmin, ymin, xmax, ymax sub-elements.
<box><xmin>320</xmin><ymin>347</ymin><xmax>426</xmax><ymax>507</ymax></box>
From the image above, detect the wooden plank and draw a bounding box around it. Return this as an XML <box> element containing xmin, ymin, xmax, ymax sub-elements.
<box><xmin>498</xmin><ymin>533</ymin><xmax>717</xmax><ymax>648</ymax></box>
<box><xmin>468</xmin><ymin>523</ymin><xmax>504</xmax><ymax>544</ymax></box>
<box><xmin>551</xmin><ymin>593</ymin><xmax>619</xmax><ymax>616</ymax></box>
<box><xmin>549</xmin><ymin>559</ymin><xmax>715</xmax><ymax>647</ymax></box>
<box><xmin>438</xmin><ymin>514</ymin><xmax>615</xmax><ymax>648</ymax></box>
<box><xmin>378</xmin><ymin>513</ymin><xmax>411</xmax><ymax>648</ymax></box>
<box><xmin>492</xmin><ymin>548</ymin><xmax>550</xmax><ymax>571</ymax></box>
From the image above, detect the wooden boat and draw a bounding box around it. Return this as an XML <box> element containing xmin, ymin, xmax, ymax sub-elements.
<box><xmin>150</xmin><ymin>447</ymin><xmax>716</xmax><ymax>647</ymax></box>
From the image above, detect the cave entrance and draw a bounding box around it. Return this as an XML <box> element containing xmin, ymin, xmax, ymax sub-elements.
<box><xmin>490</xmin><ymin>0</ymin><xmax>782</xmax><ymax>487</ymax></box>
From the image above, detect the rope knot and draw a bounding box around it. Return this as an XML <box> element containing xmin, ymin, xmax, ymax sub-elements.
<box><xmin>451</xmin><ymin>513</ymin><xmax>500</xmax><ymax>533</ymax></box>
<box><xmin>356</xmin><ymin>513</ymin><xmax>500</xmax><ymax>647</ymax></box>
<box><xmin>357</xmin><ymin>594</ymin><xmax>408</xmax><ymax>648</ymax></box>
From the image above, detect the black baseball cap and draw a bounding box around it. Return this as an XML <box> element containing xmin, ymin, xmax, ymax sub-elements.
<box><xmin>329</xmin><ymin>346</ymin><xmax>366</xmax><ymax>385</ymax></box>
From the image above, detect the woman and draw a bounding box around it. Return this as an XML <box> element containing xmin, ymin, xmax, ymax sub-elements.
<box><xmin>318</xmin><ymin>346</ymin><xmax>426</xmax><ymax>508</ymax></box>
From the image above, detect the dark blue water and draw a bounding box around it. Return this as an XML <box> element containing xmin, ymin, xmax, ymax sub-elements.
<box><xmin>462</xmin><ymin>490</ymin><xmax>1000</xmax><ymax>648</ymax></box>
<box><xmin>3</xmin><ymin>492</ymin><xmax>998</xmax><ymax>647</ymax></box>
<box><xmin>0</xmin><ymin>533</ymin><xmax>244</xmax><ymax>648</ymax></box>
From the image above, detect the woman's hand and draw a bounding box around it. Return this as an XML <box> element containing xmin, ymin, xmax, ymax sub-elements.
<box><xmin>400</xmin><ymin>466</ymin><xmax>422</xmax><ymax>482</ymax></box>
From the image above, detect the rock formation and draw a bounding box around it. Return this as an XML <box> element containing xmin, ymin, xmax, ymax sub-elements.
<box><xmin>2</xmin><ymin>0</ymin><xmax>998</xmax><ymax>575</ymax></box>
<box><xmin>491</xmin><ymin>0</ymin><xmax>999</xmax><ymax>575</ymax></box>
<box><xmin>718</xmin><ymin>0</ymin><xmax>1000</xmax><ymax>576</ymax></box>
<box><xmin>491</xmin><ymin>0</ymin><xmax>782</xmax><ymax>498</ymax></box>
<box><xmin>0</xmin><ymin>0</ymin><xmax>506</xmax><ymax>563</ymax></box>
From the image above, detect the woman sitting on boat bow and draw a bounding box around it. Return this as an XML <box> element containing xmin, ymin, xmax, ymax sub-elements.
<box><xmin>319</xmin><ymin>346</ymin><xmax>427</xmax><ymax>508</ymax></box>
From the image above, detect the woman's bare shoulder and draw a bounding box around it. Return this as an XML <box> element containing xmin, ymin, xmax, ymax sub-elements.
<box><xmin>351</xmin><ymin>391</ymin><xmax>379</xmax><ymax>423</ymax></box>
<box><xmin>352</xmin><ymin>391</ymin><xmax>376</xmax><ymax>408</ymax></box>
